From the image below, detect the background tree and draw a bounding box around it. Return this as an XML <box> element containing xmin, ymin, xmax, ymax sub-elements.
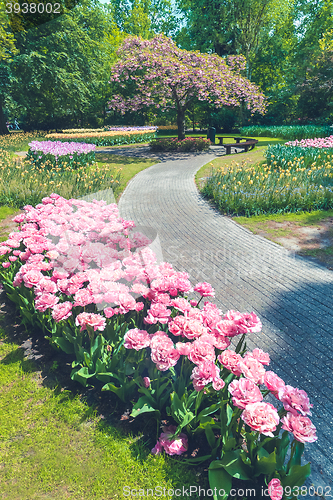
<box><xmin>0</xmin><ymin>0</ymin><xmax>125</xmax><ymax>132</ymax></box>
<box><xmin>108</xmin><ymin>35</ymin><xmax>266</xmax><ymax>140</ymax></box>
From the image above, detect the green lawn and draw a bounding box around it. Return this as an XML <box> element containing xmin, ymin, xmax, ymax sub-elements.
<box><xmin>94</xmin><ymin>152</ymin><xmax>157</xmax><ymax>201</ymax></box>
<box><xmin>233</xmin><ymin>209</ymin><xmax>333</xmax><ymax>228</ymax></box>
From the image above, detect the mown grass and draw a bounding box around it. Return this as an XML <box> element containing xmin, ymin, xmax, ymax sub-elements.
<box><xmin>94</xmin><ymin>152</ymin><xmax>157</xmax><ymax>200</ymax></box>
<box><xmin>0</xmin><ymin>331</ymin><xmax>204</xmax><ymax>500</ymax></box>
<box><xmin>233</xmin><ymin>209</ymin><xmax>333</xmax><ymax>227</ymax></box>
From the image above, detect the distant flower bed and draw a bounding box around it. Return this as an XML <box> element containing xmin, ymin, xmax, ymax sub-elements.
<box><xmin>150</xmin><ymin>137</ymin><xmax>210</xmax><ymax>152</ymax></box>
<box><xmin>285</xmin><ymin>136</ymin><xmax>333</xmax><ymax>148</ymax></box>
<box><xmin>27</xmin><ymin>140</ymin><xmax>96</xmax><ymax>169</ymax></box>
<box><xmin>0</xmin><ymin>194</ymin><xmax>316</xmax><ymax>496</ymax></box>
<box><xmin>240</xmin><ymin>125</ymin><xmax>333</xmax><ymax>140</ymax></box>
<box><xmin>47</xmin><ymin>129</ymin><xmax>157</xmax><ymax>146</ymax></box>
<box><xmin>61</xmin><ymin>126</ymin><xmax>158</xmax><ymax>134</ymax></box>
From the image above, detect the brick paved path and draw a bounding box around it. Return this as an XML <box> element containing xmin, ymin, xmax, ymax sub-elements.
<box><xmin>119</xmin><ymin>151</ymin><xmax>333</xmax><ymax>491</ymax></box>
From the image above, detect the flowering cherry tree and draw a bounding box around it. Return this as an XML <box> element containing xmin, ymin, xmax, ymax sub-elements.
<box><xmin>108</xmin><ymin>35</ymin><xmax>266</xmax><ymax>140</ymax></box>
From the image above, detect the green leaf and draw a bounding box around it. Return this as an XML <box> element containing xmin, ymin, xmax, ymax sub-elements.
<box><xmin>198</xmin><ymin>404</ymin><xmax>219</xmax><ymax>420</ymax></box>
<box><xmin>220</xmin><ymin>450</ymin><xmax>252</xmax><ymax>480</ymax></box>
<box><xmin>70</xmin><ymin>366</ymin><xmax>95</xmax><ymax>387</ymax></box>
<box><xmin>130</xmin><ymin>396</ymin><xmax>160</xmax><ymax>418</ymax></box>
<box><xmin>254</xmin><ymin>451</ymin><xmax>277</xmax><ymax>477</ymax></box>
<box><xmin>226</xmin><ymin>404</ymin><xmax>234</xmax><ymax>426</ymax></box>
<box><xmin>53</xmin><ymin>337</ymin><xmax>75</xmax><ymax>355</ymax></box>
<box><xmin>276</xmin><ymin>431</ymin><xmax>290</xmax><ymax>469</ymax></box>
<box><xmin>208</xmin><ymin>461</ymin><xmax>232</xmax><ymax>500</ymax></box>
<box><xmin>205</xmin><ymin>425</ymin><xmax>216</xmax><ymax>449</ymax></box>
<box><xmin>170</xmin><ymin>391</ymin><xmax>185</xmax><ymax>421</ymax></box>
<box><xmin>281</xmin><ymin>463</ymin><xmax>311</xmax><ymax>488</ymax></box>
<box><xmin>288</xmin><ymin>441</ymin><xmax>304</xmax><ymax>470</ymax></box>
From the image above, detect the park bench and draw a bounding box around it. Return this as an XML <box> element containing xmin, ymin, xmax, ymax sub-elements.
<box><xmin>217</xmin><ymin>137</ymin><xmax>258</xmax><ymax>155</ymax></box>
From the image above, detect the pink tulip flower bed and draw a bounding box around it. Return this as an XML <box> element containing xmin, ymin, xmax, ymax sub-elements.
<box><xmin>27</xmin><ymin>140</ymin><xmax>96</xmax><ymax>168</ymax></box>
<box><xmin>285</xmin><ymin>135</ymin><xmax>333</xmax><ymax>148</ymax></box>
<box><xmin>0</xmin><ymin>194</ymin><xmax>317</xmax><ymax>497</ymax></box>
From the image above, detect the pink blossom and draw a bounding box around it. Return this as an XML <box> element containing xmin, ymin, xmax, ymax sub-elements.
<box><xmin>264</xmin><ymin>371</ymin><xmax>286</xmax><ymax>398</ymax></box>
<box><xmin>143</xmin><ymin>377</ymin><xmax>150</xmax><ymax>388</ymax></box>
<box><xmin>223</xmin><ymin>310</ymin><xmax>262</xmax><ymax>334</ymax></box>
<box><xmin>278</xmin><ymin>385</ymin><xmax>313</xmax><ymax>416</ymax></box>
<box><xmin>194</xmin><ymin>282</ymin><xmax>215</xmax><ymax>297</ymax></box>
<box><xmin>170</xmin><ymin>297</ymin><xmax>192</xmax><ymax>312</ymax></box>
<box><xmin>35</xmin><ymin>277</ymin><xmax>57</xmax><ymax>295</ymax></box>
<box><xmin>183</xmin><ymin>319</ymin><xmax>207</xmax><ymax>340</ymax></box>
<box><xmin>241</xmin><ymin>402</ymin><xmax>279</xmax><ymax>437</ymax></box>
<box><xmin>2</xmin><ymin>262</ymin><xmax>11</xmax><ymax>268</ymax></box>
<box><xmin>268</xmin><ymin>479</ymin><xmax>284</xmax><ymax>500</ymax></box>
<box><xmin>212</xmin><ymin>378</ymin><xmax>225</xmax><ymax>391</ymax></box>
<box><xmin>188</xmin><ymin>339</ymin><xmax>215</xmax><ymax>365</ymax></box>
<box><xmin>144</xmin><ymin>303</ymin><xmax>171</xmax><ymax>324</ymax></box>
<box><xmin>175</xmin><ymin>342</ymin><xmax>192</xmax><ymax>356</ymax></box>
<box><xmin>52</xmin><ymin>301</ymin><xmax>73</xmax><ymax>322</ymax></box>
<box><xmin>246</xmin><ymin>348</ymin><xmax>270</xmax><ymax>365</ymax></box>
<box><xmin>75</xmin><ymin>312</ymin><xmax>106</xmax><ymax>332</ymax></box>
<box><xmin>23</xmin><ymin>270</ymin><xmax>44</xmax><ymax>288</ymax></box>
<box><xmin>35</xmin><ymin>293</ymin><xmax>59</xmax><ymax>312</ymax></box>
<box><xmin>228</xmin><ymin>378</ymin><xmax>263</xmax><ymax>409</ymax></box>
<box><xmin>150</xmin><ymin>332</ymin><xmax>180</xmax><ymax>371</ymax></box>
<box><xmin>168</xmin><ymin>315</ymin><xmax>187</xmax><ymax>336</ymax></box>
<box><xmin>218</xmin><ymin>350</ymin><xmax>243</xmax><ymax>376</ymax></box>
<box><xmin>281</xmin><ymin>412</ymin><xmax>317</xmax><ymax>443</ymax></box>
<box><xmin>191</xmin><ymin>361</ymin><xmax>220</xmax><ymax>391</ymax></box>
<box><xmin>239</xmin><ymin>357</ymin><xmax>266</xmax><ymax>385</ymax></box>
<box><xmin>216</xmin><ymin>320</ymin><xmax>239</xmax><ymax>337</ymax></box>
<box><xmin>124</xmin><ymin>329</ymin><xmax>151</xmax><ymax>350</ymax></box>
<box><xmin>152</xmin><ymin>426</ymin><xmax>188</xmax><ymax>456</ymax></box>
<box><xmin>104</xmin><ymin>307</ymin><xmax>116</xmax><ymax>318</ymax></box>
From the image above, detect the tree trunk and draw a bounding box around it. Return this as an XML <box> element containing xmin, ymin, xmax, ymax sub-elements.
<box><xmin>177</xmin><ymin>108</ymin><xmax>186</xmax><ymax>140</ymax></box>
<box><xmin>0</xmin><ymin>100</ymin><xmax>9</xmax><ymax>135</ymax></box>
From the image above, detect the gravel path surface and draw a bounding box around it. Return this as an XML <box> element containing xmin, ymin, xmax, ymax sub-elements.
<box><xmin>118</xmin><ymin>150</ymin><xmax>333</xmax><ymax>492</ymax></box>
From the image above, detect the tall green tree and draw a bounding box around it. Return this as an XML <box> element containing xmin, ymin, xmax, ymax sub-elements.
<box><xmin>0</xmin><ymin>0</ymin><xmax>124</xmax><ymax>132</ymax></box>
<box><xmin>176</xmin><ymin>0</ymin><xmax>293</xmax><ymax>78</ymax></box>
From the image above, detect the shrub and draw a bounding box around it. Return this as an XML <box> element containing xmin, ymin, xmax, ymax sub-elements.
<box><xmin>150</xmin><ymin>137</ymin><xmax>210</xmax><ymax>152</ymax></box>
<box><xmin>240</xmin><ymin>125</ymin><xmax>333</xmax><ymax>140</ymax></box>
<box><xmin>46</xmin><ymin>129</ymin><xmax>156</xmax><ymax>146</ymax></box>
<box><xmin>0</xmin><ymin>195</ymin><xmax>316</xmax><ymax>495</ymax></box>
<box><xmin>26</xmin><ymin>140</ymin><xmax>96</xmax><ymax>169</ymax></box>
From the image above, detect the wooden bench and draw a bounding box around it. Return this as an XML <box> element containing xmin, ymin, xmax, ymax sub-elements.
<box><xmin>217</xmin><ymin>137</ymin><xmax>258</xmax><ymax>155</ymax></box>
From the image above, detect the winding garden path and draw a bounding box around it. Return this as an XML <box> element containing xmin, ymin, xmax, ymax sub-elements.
<box><xmin>118</xmin><ymin>150</ymin><xmax>333</xmax><ymax>491</ymax></box>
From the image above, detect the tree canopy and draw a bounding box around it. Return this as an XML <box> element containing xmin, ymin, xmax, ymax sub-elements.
<box><xmin>108</xmin><ymin>35</ymin><xmax>266</xmax><ymax>139</ymax></box>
